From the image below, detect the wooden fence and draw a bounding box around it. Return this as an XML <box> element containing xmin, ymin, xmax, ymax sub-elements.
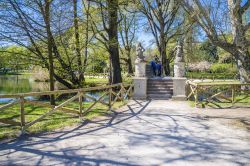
<box><xmin>186</xmin><ymin>81</ymin><xmax>250</xmax><ymax>108</ymax></box>
<box><xmin>0</xmin><ymin>83</ymin><xmax>133</xmax><ymax>132</ymax></box>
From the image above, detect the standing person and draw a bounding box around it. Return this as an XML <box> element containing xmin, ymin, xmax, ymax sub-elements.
<box><xmin>154</xmin><ymin>55</ymin><xmax>160</xmax><ymax>63</ymax></box>
<box><xmin>150</xmin><ymin>60</ymin><xmax>157</xmax><ymax>76</ymax></box>
<box><xmin>156</xmin><ymin>61</ymin><xmax>162</xmax><ymax>77</ymax></box>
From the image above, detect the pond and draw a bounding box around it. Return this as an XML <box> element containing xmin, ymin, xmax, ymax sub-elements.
<box><xmin>0</xmin><ymin>75</ymin><xmax>103</xmax><ymax>103</ymax></box>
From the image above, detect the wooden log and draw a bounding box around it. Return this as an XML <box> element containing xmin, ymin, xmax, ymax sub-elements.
<box><xmin>232</xmin><ymin>85</ymin><xmax>235</xmax><ymax>106</ymax></box>
<box><xmin>0</xmin><ymin>100</ymin><xmax>19</xmax><ymax>111</ymax></box>
<box><xmin>0</xmin><ymin>118</ymin><xmax>20</xmax><ymax>126</ymax></box>
<box><xmin>20</xmin><ymin>96</ymin><xmax>25</xmax><ymax>128</ymax></box>
<box><xmin>60</xmin><ymin>107</ymin><xmax>79</xmax><ymax>115</ymax></box>
<box><xmin>25</xmin><ymin>100</ymin><xmax>53</xmax><ymax>108</ymax></box>
<box><xmin>128</xmin><ymin>85</ymin><xmax>133</xmax><ymax>97</ymax></box>
<box><xmin>82</xmin><ymin>94</ymin><xmax>109</xmax><ymax>106</ymax></box>
<box><xmin>124</xmin><ymin>84</ymin><xmax>133</xmax><ymax>99</ymax></box>
<box><xmin>111</xmin><ymin>88</ymin><xmax>125</xmax><ymax>106</ymax></box>
<box><xmin>84</xmin><ymin>92</ymin><xmax>109</xmax><ymax>114</ymax></box>
<box><xmin>79</xmin><ymin>92</ymin><xmax>83</xmax><ymax>118</ymax></box>
<box><xmin>112</xmin><ymin>90</ymin><xmax>122</xmax><ymax>101</ymax></box>
<box><xmin>218</xmin><ymin>95</ymin><xmax>232</xmax><ymax>102</ymax></box>
<box><xmin>194</xmin><ymin>88</ymin><xmax>198</xmax><ymax>107</ymax></box>
<box><xmin>187</xmin><ymin>85</ymin><xmax>195</xmax><ymax>100</ymax></box>
<box><xmin>25</xmin><ymin>94</ymin><xmax>79</xmax><ymax>129</ymax></box>
<box><xmin>109</xmin><ymin>88</ymin><xmax>112</xmax><ymax>111</ymax></box>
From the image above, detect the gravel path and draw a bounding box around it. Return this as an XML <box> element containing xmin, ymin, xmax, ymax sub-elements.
<box><xmin>0</xmin><ymin>100</ymin><xmax>250</xmax><ymax>166</ymax></box>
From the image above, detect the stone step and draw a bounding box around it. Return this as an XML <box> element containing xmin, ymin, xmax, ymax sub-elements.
<box><xmin>147</xmin><ymin>81</ymin><xmax>173</xmax><ymax>85</ymax></box>
<box><xmin>148</xmin><ymin>86</ymin><xmax>173</xmax><ymax>89</ymax></box>
<box><xmin>147</xmin><ymin>91</ymin><xmax>173</xmax><ymax>94</ymax></box>
<box><xmin>147</xmin><ymin>94</ymin><xmax>172</xmax><ymax>99</ymax></box>
<box><xmin>148</xmin><ymin>80</ymin><xmax>173</xmax><ymax>82</ymax></box>
<box><xmin>147</xmin><ymin>86</ymin><xmax>173</xmax><ymax>89</ymax></box>
<box><xmin>147</xmin><ymin>83</ymin><xmax>173</xmax><ymax>86</ymax></box>
<box><xmin>147</xmin><ymin>83</ymin><xmax>173</xmax><ymax>87</ymax></box>
<box><xmin>147</xmin><ymin>90</ymin><xmax>173</xmax><ymax>93</ymax></box>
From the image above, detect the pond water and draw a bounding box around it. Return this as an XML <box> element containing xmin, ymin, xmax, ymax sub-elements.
<box><xmin>0</xmin><ymin>75</ymin><xmax>103</xmax><ymax>103</ymax></box>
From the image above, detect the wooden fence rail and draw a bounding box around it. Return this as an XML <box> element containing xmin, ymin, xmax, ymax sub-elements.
<box><xmin>186</xmin><ymin>80</ymin><xmax>250</xmax><ymax>108</ymax></box>
<box><xmin>0</xmin><ymin>83</ymin><xmax>133</xmax><ymax>133</ymax></box>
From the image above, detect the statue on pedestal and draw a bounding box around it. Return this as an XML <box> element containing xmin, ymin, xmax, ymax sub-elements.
<box><xmin>175</xmin><ymin>38</ymin><xmax>184</xmax><ymax>63</ymax></box>
<box><xmin>174</xmin><ymin>37</ymin><xmax>185</xmax><ymax>77</ymax></box>
<box><xmin>135</xmin><ymin>42</ymin><xmax>145</xmax><ymax>63</ymax></box>
<box><xmin>134</xmin><ymin>42</ymin><xmax>146</xmax><ymax>77</ymax></box>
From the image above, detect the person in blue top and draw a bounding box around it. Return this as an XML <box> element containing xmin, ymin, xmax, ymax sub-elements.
<box><xmin>150</xmin><ymin>60</ymin><xmax>156</xmax><ymax>76</ymax></box>
<box><xmin>156</xmin><ymin>62</ymin><xmax>162</xmax><ymax>76</ymax></box>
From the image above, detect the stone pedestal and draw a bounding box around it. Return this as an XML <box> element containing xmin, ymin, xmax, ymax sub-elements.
<box><xmin>135</xmin><ymin>62</ymin><xmax>146</xmax><ymax>77</ymax></box>
<box><xmin>133</xmin><ymin>77</ymin><xmax>147</xmax><ymax>100</ymax></box>
<box><xmin>172</xmin><ymin>77</ymin><xmax>187</xmax><ymax>101</ymax></box>
<box><xmin>174</xmin><ymin>62</ymin><xmax>185</xmax><ymax>77</ymax></box>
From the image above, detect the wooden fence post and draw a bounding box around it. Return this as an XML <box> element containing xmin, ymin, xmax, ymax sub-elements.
<box><xmin>121</xmin><ymin>84</ymin><xmax>124</xmax><ymax>102</ymax></box>
<box><xmin>194</xmin><ymin>88</ymin><xmax>198</xmax><ymax>107</ymax></box>
<box><xmin>20</xmin><ymin>96</ymin><xmax>25</xmax><ymax>132</ymax></box>
<box><xmin>232</xmin><ymin>85</ymin><xmax>235</xmax><ymax>106</ymax></box>
<box><xmin>109</xmin><ymin>88</ymin><xmax>112</xmax><ymax>111</ymax></box>
<box><xmin>79</xmin><ymin>91</ymin><xmax>83</xmax><ymax>119</ymax></box>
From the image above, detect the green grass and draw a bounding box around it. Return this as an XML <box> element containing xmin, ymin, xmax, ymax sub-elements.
<box><xmin>188</xmin><ymin>95</ymin><xmax>250</xmax><ymax>108</ymax></box>
<box><xmin>84</xmin><ymin>77</ymin><xmax>132</xmax><ymax>87</ymax></box>
<box><xmin>195</xmin><ymin>80</ymin><xmax>241</xmax><ymax>86</ymax></box>
<box><xmin>0</xmin><ymin>100</ymin><xmax>127</xmax><ymax>140</ymax></box>
<box><xmin>186</xmin><ymin>72</ymin><xmax>237</xmax><ymax>80</ymax></box>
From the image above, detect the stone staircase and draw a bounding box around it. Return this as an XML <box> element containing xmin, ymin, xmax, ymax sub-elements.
<box><xmin>147</xmin><ymin>78</ymin><xmax>173</xmax><ymax>100</ymax></box>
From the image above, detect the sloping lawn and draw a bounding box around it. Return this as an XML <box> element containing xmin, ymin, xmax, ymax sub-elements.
<box><xmin>0</xmin><ymin>101</ymin><xmax>126</xmax><ymax>140</ymax></box>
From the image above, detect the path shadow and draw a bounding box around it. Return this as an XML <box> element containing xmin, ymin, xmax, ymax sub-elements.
<box><xmin>0</xmin><ymin>100</ymin><xmax>250</xmax><ymax>165</ymax></box>
<box><xmin>0</xmin><ymin>100</ymin><xmax>151</xmax><ymax>165</ymax></box>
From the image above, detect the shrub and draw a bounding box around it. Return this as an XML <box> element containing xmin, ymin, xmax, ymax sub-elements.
<box><xmin>210</xmin><ymin>63</ymin><xmax>237</xmax><ymax>74</ymax></box>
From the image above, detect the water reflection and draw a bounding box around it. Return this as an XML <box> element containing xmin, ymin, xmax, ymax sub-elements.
<box><xmin>0</xmin><ymin>75</ymin><xmax>103</xmax><ymax>103</ymax></box>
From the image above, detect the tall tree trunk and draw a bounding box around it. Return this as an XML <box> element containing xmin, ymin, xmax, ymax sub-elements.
<box><xmin>107</xmin><ymin>0</ymin><xmax>122</xmax><ymax>84</ymax></box>
<box><xmin>73</xmin><ymin>0</ymin><xmax>83</xmax><ymax>87</ymax></box>
<box><xmin>126</xmin><ymin>49</ymin><xmax>133</xmax><ymax>74</ymax></box>
<box><xmin>44</xmin><ymin>0</ymin><xmax>55</xmax><ymax>105</ymax></box>
<box><xmin>235</xmin><ymin>52</ymin><xmax>250</xmax><ymax>83</ymax></box>
<box><xmin>82</xmin><ymin>0</ymin><xmax>91</xmax><ymax>81</ymax></box>
<box><xmin>159</xmin><ymin>30</ymin><xmax>170</xmax><ymax>76</ymax></box>
<box><xmin>127</xmin><ymin>57</ymin><xmax>133</xmax><ymax>74</ymax></box>
<box><xmin>228</xmin><ymin>0</ymin><xmax>250</xmax><ymax>82</ymax></box>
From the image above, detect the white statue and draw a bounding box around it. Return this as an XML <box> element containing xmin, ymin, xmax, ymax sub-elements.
<box><xmin>135</xmin><ymin>42</ymin><xmax>145</xmax><ymax>63</ymax></box>
<box><xmin>174</xmin><ymin>37</ymin><xmax>185</xmax><ymax>77</ymax></box>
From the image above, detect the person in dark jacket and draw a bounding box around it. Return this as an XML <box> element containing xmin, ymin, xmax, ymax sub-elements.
<box><xmin>156</xmin><ymin>62</ymin><xmax>162</xmax><ymax>76</ymax></box>
<box><xmin>150</xmin><ymin>60</ymin><xmax>157</xmax><ymax>76</ymax></box>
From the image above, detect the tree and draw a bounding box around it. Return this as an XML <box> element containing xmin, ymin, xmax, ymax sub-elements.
<box><xmin>119</xmin><ymin>11</ymin><xmax>137</xmax><ymax>74</ymax></box>
<box><xmin>87</xmin><ymin>0</ymin><xmax>123</xmax><ymax>84</ymax></box>
<box><xmin>135</xmin><ymin>0</ymin><xmax>181</xmax><ymax>76</ymax></box>
<box><xmin>182</xmin><ymin>0</ymin><xmax>250</xmax><ymax>82</ymax></box>
<box><xmin>200</xmin><ymin>40</ymin><xmax>218</xmax><ymax>62</ymax></box>
<box><xmin>73</xmin><ymin>0</ymin><xmax>84</xmax><ymax>86</ymax></box>
<box><xmin>0</xmin><ymin>0</ymin><xmax>93</xmax><ymax>89</ymax></box>
<box><xmin>43</xmin><ymin>0</ymin><xmax>55</xmax><ymax>105</ymax></box>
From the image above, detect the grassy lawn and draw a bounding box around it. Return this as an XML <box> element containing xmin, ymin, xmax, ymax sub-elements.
<box><xmin>84</xmin><ymin>77</ymin><xmax>132</xmax><ymax>87</ymax></box>
<box><xmin>0</xmin><ymin>100</ymin><xmax>127</xmax><ymax>140</ymax></box>
<box><xmin>186</xmin><ymin>72</ymin><xmax>237</xmax><ymax>80</ymax></box>
<box><xmin>188</xmin><ymin>95</ymin><xmax>250</xmax><ymax>108</ymax></box>
<box><xmin>195</xmin><ymin>80</ymin><xmax>241</xmax><ymax>86</ymax></box>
